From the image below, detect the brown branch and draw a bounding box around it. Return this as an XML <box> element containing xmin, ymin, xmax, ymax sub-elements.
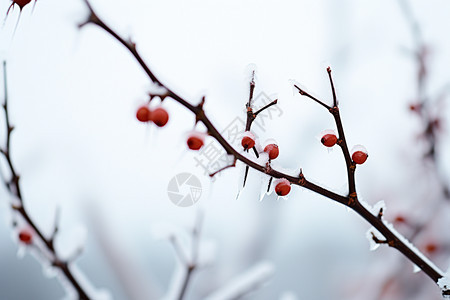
<box><xmin>327</xmin><ymin>67</ymin><xmax>338</xmax><ymax>107</ymax></box>
<box><xmin>79</xmin><ymin>1</ymin><xmax>447</xmax><ymax>294</ymax></box>
<box><xmin>371</xmin><ymin>232</ymin><xmax>389</xmax><ymax>245</ymax></box>
<box><xmin>1</xmin><ymin>61</ymin><xmax>90</xmax><ymax>300</ymax></box>
<box><xmin>209</xmin><ymin>157</ymin><xmax>237</xmax><ymax>178</ymax></box>
<box><xmin>254</xmin><ymin>99</ymin><xmax>278</xmax><ymax>117</ymax></box>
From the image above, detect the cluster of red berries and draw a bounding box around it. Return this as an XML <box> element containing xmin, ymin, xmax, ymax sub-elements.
<box><xmin>240</xmin><ymin>131</ymin><xmax>289</xmax><ymax>195</ymax></box>
<box><xmin>136</xmin><ymin>105</ymin><xmax>169</xmax><ymax>127</ymax></box>
<box><xmin>182</xmin><ymin>126</ymin><xmax>367</xmax><ymax>197</ymax></box>
<box><xmin>187</xmin><ymin>132</ymin><xmax>206</xmax><ymax>150</ymax></box>
<box><xmin>320</xmin><ymin>130</ymin><xmax>368</xmax><ymax>165</ymax></box>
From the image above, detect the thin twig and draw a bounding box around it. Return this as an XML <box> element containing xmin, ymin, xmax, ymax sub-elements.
<box><xmin>326</xmin><ymin>67</ymin><xmax>337</xmax><ymax>107</ymax></box>
<box><xmin>209</xmin><ymin>158</ymin><xmax>237</xmax><ymax>177</ymax></box>
<box><xmin>293</xmin><ymin>84</ymin><xmax>331</xmax><ymax>110</ymax></box>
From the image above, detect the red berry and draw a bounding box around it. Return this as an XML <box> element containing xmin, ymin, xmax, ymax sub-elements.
<box><xmin>351</xmin><ymin>145</ymin><xmax>368</xmax><ymax>164</ymax></box>
<box><xmin>264</xmin><ymin>144</ymin><xmax>279</xmax><ymax>160</ymax></box>
<box><xmin>18</xmin><ymin>230</ymin><xmax>32</xmax><ymax>245</ymax></box>
<box><xmin>424</xmin><ymin>243</ymin><xmax>438</xmax><ymax>254</ymax></box>
<box><xmin>274</xmin><ymin>178</ymin><xmax>291</xmax><ymax>196</ymax></box>
<box><xmin>321</xmin><ymin>133</ymin><xmax>338</xmax><ymax>147</ymax></box>
<box><xmin>187</xmin><ymin>133</ymin><xmax>204</xmax><ymax>150</ymax></box>
<box><xmin>151</xmin><ymin>107</ymin><xmax>169</xmax><ymax>127</ymax></box>
<box><xmin>241</xmin><ymin>131</ymin><xmax>255</xmax><ymax>149</ymax></box>
<box><xmin>136</xmin><ymin>106</ymin><xmax>152</xmax><ymax>122</ymax></box>
<box><xmin>409</xmin><ymin>104</ymin><xmax>421</xmax><ymax>112</ymax></box>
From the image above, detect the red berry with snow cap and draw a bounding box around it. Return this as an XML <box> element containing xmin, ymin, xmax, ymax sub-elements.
<box><xmin>274</xmin><ymin>178</ymin><xmax>291</xmax><ymax>196</ymax></box>
<box><xmin>241</xmin><ymin>131</ymin><xmax>256</xmax><ymax>150</ymax></box>
<box><xmin>152</xmin><ymin>107</ymin><xmax>169</xmax><ymax>127</ymax></box>
<box><xmin>187</xmin><ymin>132</ymin><xmax>205</xmax><ymax>150</ymax></box>
<box><xmin>351</xmin><ymin>145</ymin><xmax>368</xmax><ymax>164</ymax></box>
<box><xmin>136</xmin><ymin>106</ymin><xmax>152</xmax><ymax>122</ymax></box>
<box><xmin>320</xmin><ymin>130</ymin><xmax>338</xmax><ymax>147</ymax></box>
<box><xmin>264</xmin><ymin>143</ymin><xmax>279</xmax><ymax>160</ymax></box>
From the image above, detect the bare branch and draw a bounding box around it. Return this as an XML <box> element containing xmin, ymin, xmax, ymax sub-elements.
<box><xmin>326</xmin><ymin>67</ymin><xmax>337</xmax><ymax>107</ymax></box>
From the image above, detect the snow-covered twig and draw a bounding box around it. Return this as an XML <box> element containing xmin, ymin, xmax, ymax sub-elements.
<box><xmin>204</xmin><ymin>262</ymin><xmax>274</xmax><ymax>300</ymax></box>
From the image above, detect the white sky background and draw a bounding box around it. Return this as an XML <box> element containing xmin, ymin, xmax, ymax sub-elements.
<box><xmin>0</xmin><ymin>0</ymin><xmax>450</xmax><ymax>299</ymax></box>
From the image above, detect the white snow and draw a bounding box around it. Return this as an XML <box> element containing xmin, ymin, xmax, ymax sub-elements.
<box><xmin>365</xmin><ymin>227</ymin><xmax>382</xmax><ymax>251</ymax></box>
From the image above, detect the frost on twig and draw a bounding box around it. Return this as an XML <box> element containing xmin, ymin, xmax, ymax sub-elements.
<box><xmin>162</xmin><ymin>213</ymin><xmax>216</xmax><ymax>300</ymax></box>
<box><xmin>204</xmin><ymin>261</ymin><xmax>275</xmax><ymax>300</ymax></box>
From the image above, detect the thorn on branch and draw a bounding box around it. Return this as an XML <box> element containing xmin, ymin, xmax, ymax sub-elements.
<box><xmin>377</xmin><ymin>207</ymin><xmax>384</xmax><ymax>220</ymax></box>
<box><xmin>78</xmin><ymin>11</ymin><xmax>100</xmax><ymax>28</ymax></box>
<box><xmin>371</xmin><ymin>232</ymin><xmax>388</xmax><ymax>244</ymax></box>
<box><xmin>254</xmin><ymin>99</ymin><xmax>278</xmax><ymax>117</ymax></box>
<box><xmin>298</xmin><ymin>169</ymin><xmax>306</xmax><ymax>186</ymax></box>
<box><xmin>243</xmin><ymin>166</ymin><xmax>249</xmax><ymax>187</ymax></box>
<box><xmin>198</xmin><ymin>96</ymin><xmax>205</xmax><ymax>109</ymax></box>
<box><xmin>127</xmin><ymin>38</ymin><xmax>136</xmax><ymax>51</ymax></box>
<box><xmin>252</xmin><ymin>146</ymin><xmax>259</xmax><ymax>159</ymax></box>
